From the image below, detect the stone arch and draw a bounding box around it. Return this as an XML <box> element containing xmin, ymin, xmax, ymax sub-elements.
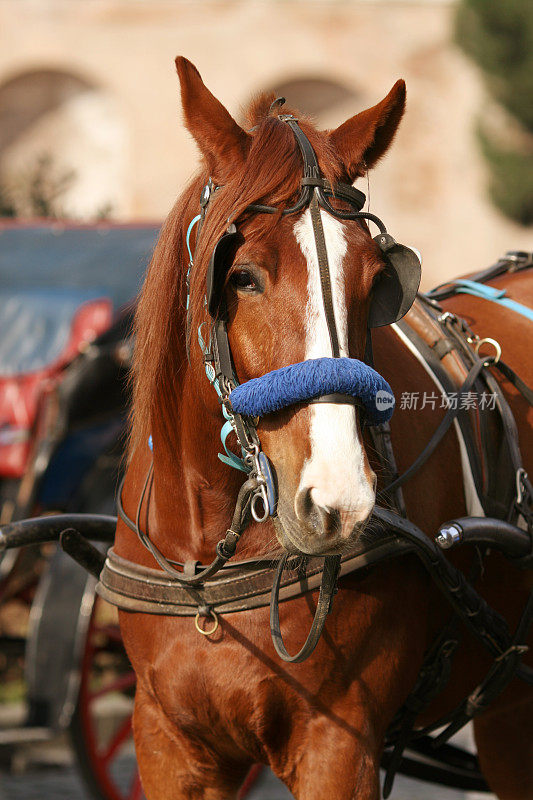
<box><xmin>0</xmin><ymin>67</ymin><xmax>128</xmax><ymax>218</ymax></box>
<box><xmin>262</xmin><ymin>75</ymin><xmax>359</xmax><ymax>125</ymax></box>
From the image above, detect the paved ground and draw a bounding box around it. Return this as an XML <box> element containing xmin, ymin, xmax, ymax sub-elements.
<box><xmin>0</xmin><ymin>762</ymin><xmax>495</xmax><ymax>800</ymax></box>
<box><xmin>0</xmin><ymin>747</ymin><xmax>495</xmax><ymax>800</ymax></box>
<box><xmin>0</xmin><ymin>704</ymin><xmax>494</xmax><ymax>800</ymax></box>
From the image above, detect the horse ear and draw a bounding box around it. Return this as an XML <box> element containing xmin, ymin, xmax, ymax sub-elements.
<box><xmin>329</xmin><ymin>80</ymin><xmax>406</xmax><ymax>180</ymax></box>
<box><xmin>175</xmin><ymin>57</ymin><xmax>251</xmax><ymax>183</ymax></box>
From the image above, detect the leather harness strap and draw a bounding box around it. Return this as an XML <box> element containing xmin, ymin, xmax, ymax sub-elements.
<box><xmin>427</xmin><ymin>251</ymin><xmax>532</xmax><ymax>301</ymax></box>
<box><xmin>98</xmin><ymin>503</ymin><xmax>533</xmax><ymax>685</ymax></box>
<box><xmin>270</xmin><ymin>552</ymin><xmax>341</xmax><ymax>663</ymax></box>
<box><xmin>309</xmin><ymin>192</ymin><xmax>341</xmax><ymax>358</ymax></box>
<box><xmin>97</xmin><ymin>535</ymin><xmax>409</xmax><ymax>616</ymax></box>
<box><xmin>382</xmin><ymin>356</ymin><xmax>493</xmax><ymax>495</ymax></box>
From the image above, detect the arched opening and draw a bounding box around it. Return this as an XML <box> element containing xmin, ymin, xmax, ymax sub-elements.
<box><xmin>0</xmin><ymin>68</ymin><xmax>128</xmax><ymax>219</ymax></box>
<box><xmin>264</xmin><ymin>75</ymin><xmax>359</xmax><ymax>124</ymax></box>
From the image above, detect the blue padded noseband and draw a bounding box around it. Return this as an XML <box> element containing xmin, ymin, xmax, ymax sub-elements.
<box><xmin>229</xmin><ymin>357</ymin><xmax>395</xmax><ymax>425</ymax></box>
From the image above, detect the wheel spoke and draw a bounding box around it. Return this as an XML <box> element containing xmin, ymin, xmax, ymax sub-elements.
<box><xmin>129</xmin><ymin>770</ymin><xmax>144</xmax><ymax>800</ymax></box>
<box><xmin>89</xmin><ymin>671</ymin><xmax>136</xmax><ymax>701</ymax></box>
<box><xmin>101</xmin><ymin>714</ymin><xmax>132</xmax><ymax>765</ymax></box>
<box><xmin>92</xmin><ymin>623</ymin><xmax>123</xmax><ymax>644</ymax></box>
<box><xmin>73</xmin><ymin>594</ymin><xmax>140</xmax><ymax>800</ymax></box>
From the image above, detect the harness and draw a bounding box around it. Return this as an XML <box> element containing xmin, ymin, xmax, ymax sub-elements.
<box><xmin>1</xmin><ymin>115</ymin><xmax>532</xmax><ymax>794</ymax></box>
<box><xmin>108</xmin><ymin>120</ymin><xmax>531</xmax><ymax>683</ymax></box>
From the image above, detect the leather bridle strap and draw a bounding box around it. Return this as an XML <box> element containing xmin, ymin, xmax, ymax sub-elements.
<box><xmin>282</xmin><ymin>115</ymin><xmax>341</xmax><ymax>359</ymax></box>
<box><xmin>309</xmin><ymin>192</ymin><xmax>341</xmax><ymax>358</ymax></box>
<box><xmin>381</xmin><ymin>356</ymin><xmax>493</xmax><ymax>496</ymax></box>
<box><xmin>117</xmin><ymin>467</ymin><xmax>260</xmax><ymax>585</ymax></box>
<box><xmin>270</xmin><ymin>552</ymin><xmax>341</xmax><ymax>663</ymax></box>
<box><xmin>281</xmin><ymin>115</ymin><xmax>320</xmax><ymax>179</ymax></box>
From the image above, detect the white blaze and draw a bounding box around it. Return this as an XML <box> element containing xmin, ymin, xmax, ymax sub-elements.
<box><xmin>293</xmin><ymin>208</ymin><xmax>375</xmax><ymax>521</ymax></box>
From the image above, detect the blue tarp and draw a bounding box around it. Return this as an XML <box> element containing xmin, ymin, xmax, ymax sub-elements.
<box><xmin>0</xmin><ymin>222</ymin><xmax>160</xmax><ymax>375</ymax></box>
<box><xmin>0</xmin><ymin>223</ymin><xmax>160</xmax><ymax>308</ymax></box>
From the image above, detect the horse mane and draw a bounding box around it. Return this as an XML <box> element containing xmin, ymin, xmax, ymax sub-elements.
<box><xmin>129</xmin><ymin>94</ymin><xmax>344</xmax><ymax>458</ymax></box>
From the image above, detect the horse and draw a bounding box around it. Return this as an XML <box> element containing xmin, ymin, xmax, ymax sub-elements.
<box><xmin>115</xmin><ymin>57</ymin><xmax>533</xmax><ymax>799</ymax></box>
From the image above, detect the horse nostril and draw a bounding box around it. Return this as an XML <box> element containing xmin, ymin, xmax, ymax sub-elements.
<box><xmin>319</xmin><ymin>506</ymin><xmax>341</xmax><ymax>537</ymax></box>
<box><xmin>295</xmin><ymin>487</ymin><xmax>340</xmax><ymax>536</ymax></box>
<box><xmin>295</xmin><ymin>487</ymin><xmax>314</xmax><ymax>523</ymax></box>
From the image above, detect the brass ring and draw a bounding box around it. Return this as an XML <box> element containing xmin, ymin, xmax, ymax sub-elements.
<box><xmin>194</xmin><ymin>609</ymin><xmax>219</xmax><ymax>636</ymax></box>
<box><xmin>474</xmin><ymin>337</ymin><xmax>501</xmax><ymax>365</ymax></box>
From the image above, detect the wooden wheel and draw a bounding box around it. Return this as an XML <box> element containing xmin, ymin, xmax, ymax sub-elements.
<box><xmin>69</xmin><ymin>593</ymin><xmax>144</xmax><ymax>800</ymax></box>
<box><xmin>70</xmin><ymin>592</ymin><xmax>266</xmax><ymax>800</ymax></box>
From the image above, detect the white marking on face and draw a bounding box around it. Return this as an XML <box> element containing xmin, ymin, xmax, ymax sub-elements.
<box><xmin>293</xmin><ymin>208</ymin><xmax>375</xmax><ymax>524</ymax></box>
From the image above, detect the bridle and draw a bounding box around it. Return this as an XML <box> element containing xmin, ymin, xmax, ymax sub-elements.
<box><xmin>118</xmin><ymin>104</ymin><xmax>422</xmax><ymax>659</ymax></box>
<box><xmin>196</xmin><ymin>108</ymin><xmax>421</xmax><ymax>516</ymax></box>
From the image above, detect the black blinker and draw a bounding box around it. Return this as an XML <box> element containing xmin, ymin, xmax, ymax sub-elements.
<box><xmin>368</xmin><ymin>233</ymin><xmax>422</xmax><ymax>328</ymax></box>
<box><xmin>206</xmin><ymin>224</ymin><xmax>242</xmax><ymax>319</ymax></box>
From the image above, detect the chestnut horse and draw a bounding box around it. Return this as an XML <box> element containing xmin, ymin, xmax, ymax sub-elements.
<box><xmin>116</xmin><ymin>58</ymin><xmax>533</xmax><ymax>799</ymax></box>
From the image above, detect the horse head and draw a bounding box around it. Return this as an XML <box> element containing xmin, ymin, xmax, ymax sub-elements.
<box><xmin>130</xmin><ymin>58</ymin><xmax>417</xmax><ymax>561</ymax></box>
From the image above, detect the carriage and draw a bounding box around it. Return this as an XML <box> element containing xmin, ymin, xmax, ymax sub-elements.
<box><xmin>0</xmin><ymin>221</ymin><xmax>157</xmax><ymax>799</ymax></box>
<box><xmin>0</xmin><ymin>61</ymin><xmax>532</xmax><ymax>800</ymax></box>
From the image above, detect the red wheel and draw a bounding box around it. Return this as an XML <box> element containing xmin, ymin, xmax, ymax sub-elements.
<box><xmin>70</xmin><ymin>593</ymin><xmax>263</xmax><ymax>800</ymax></box>
<box><xmin>70</xmin><ymin>593</ymin><xmax>144</xmax><ymax>800</ymax></box>
<box><xmin>238</xmin><ymin>764</ymin><xmax>264</xmax><ymax>798</ymax></box>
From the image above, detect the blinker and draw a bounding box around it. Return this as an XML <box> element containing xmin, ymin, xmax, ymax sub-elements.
<box><xmin>206</xmin><ymin>223</ymin><xmax>242</xmax><ymax>318</ymax></box>
<box><xmin>368</xmin><ymin>233</ymin><xmax>422</xmax><ymax>328</ymax></box>
<box><xmin>206</xmin><ymin>224</ymin><xmax>421</xmax><ymax>329</ymax></box>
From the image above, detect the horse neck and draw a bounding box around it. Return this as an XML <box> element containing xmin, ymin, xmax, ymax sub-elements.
<box><xmin>121</xmin><ymin>184</ymin><xmax>276</xmax><ymax>566</ymax></box>
<box><xmin>128</xmin><ymin>361</ymin><xmax>270</xmax><ymax>566</ymax></box>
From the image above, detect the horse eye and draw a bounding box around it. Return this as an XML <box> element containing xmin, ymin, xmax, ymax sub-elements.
<box><xmin>229</xmin><ymin>269</ymin><xmax>260</xmax><ymax>292</ymax></box>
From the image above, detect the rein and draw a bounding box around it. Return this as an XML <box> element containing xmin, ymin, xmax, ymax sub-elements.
<box><xmin>116</xmin><ymin>466</ymin><xmax>260</xmax><ymax>585</ymax></box>
<box><xmin>116</xmin><ymin>461</ymin><xmax>348</xmax><ymax>661</ymax></box>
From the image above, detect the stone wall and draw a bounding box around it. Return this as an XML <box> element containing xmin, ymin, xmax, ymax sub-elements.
<box><xmin>1</xmin><ymin>0</ymin><xmax>531</xmax><ymax>286</ymax></box>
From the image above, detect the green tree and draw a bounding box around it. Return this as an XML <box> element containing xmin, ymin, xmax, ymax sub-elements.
<box><xmin>456</xmin><ymin>0</ymin><xmax>533</xmax><ymax>225</ymax></box>
<box><xmin>0</xmin><ymin>153</ymin><xmax>75</xmax><ymax>218</ymax></box>
<box><xmin>0</xmin><ymin>154</ymin><xmax>113</xmax><ymax>220</ymax></box>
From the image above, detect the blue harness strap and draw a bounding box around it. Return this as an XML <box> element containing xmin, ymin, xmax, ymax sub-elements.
<box><xmin>185</xmin><ymin>214</ymin><xmax>202</xmax><ymax>310</ymax></box>
<box><xmin>448</xmin><ymin>279</ymin><xmax>533</xmax><ymax>323</ymax></box>
<box><xmin>219</xmin><ymin>420</ymin><xmax>249</xmax><ymax>473</ymax></box>
<box><xmin>197</xmin><ymin>323</ymin><xmax>249</xmax><ymax>473</ymax></box>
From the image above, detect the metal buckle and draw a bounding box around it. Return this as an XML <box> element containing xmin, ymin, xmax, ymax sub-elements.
<box><xmin>516</xmin><ymin>468</ymin><xmax>531</xmax><ymax>507</ymax></box>
<box><xmin>504</xmin><ymin>251</ymin><xmax>533</xmax><ymax>266</ymax></box>
<box><xmin>200</xmin><ymin>178</ymin><xmax>213</xmax><ymax>208</ymax></box>
<box><xmin>438</xmin><ymin>311</ymin><xmax>457</xmax><ymax>327</ymax></box>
